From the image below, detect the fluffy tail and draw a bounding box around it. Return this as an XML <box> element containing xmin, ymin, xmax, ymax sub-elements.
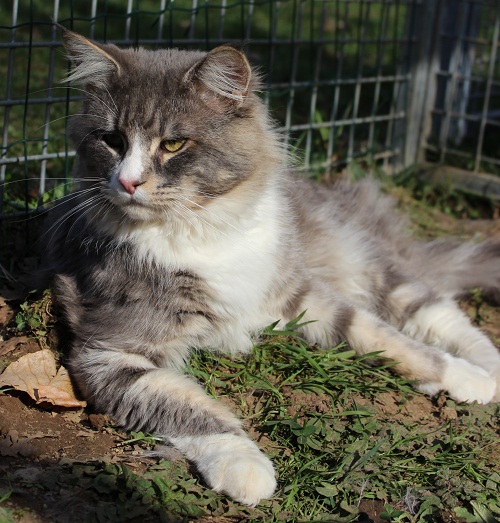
<box><xmin>414</xmin><ymin>239</ymin><xmax>500</xmax><ymax>303</ymax></box>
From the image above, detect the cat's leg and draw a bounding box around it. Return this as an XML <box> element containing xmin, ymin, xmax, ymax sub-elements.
<box><xmin>346</xmin><ymin>307</ymin><xmax>497</xmax><ymax>404</ymax></box>
<box><xmin>297</xmin><ymin>291</ymin><xmax>497</xmax><ymax>404</ymax></box>
<box><xmin>401</xmin><ymin>297</ymin><xmax>500</xmax><ymax>402</ymax></box>
<box><xmin>70</xmin><ymin>345</ymin><xmax>276</xmax><ymax>505</ymax></box>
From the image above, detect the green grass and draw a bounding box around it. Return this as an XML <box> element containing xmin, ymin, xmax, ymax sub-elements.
<box><xmin>2</xmin><ymin>306</ymin><xmax>499</xmax><ymax>522</ymax></box>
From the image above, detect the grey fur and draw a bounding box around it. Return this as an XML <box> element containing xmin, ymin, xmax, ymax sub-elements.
<box><xmin>44</xmin><ymin>27</ymin><xmax>500</xmax><ymax>503</ymax></box>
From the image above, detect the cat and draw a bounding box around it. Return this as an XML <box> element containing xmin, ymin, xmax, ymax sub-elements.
<box><xmin>44</xmin><ymin>26</ymin><xmax>500</xmax><ymax>506</ymax></box>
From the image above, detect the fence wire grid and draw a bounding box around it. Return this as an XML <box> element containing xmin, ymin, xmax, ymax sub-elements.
<box><xmin>1</xmin><ymin>0</ymin><xmax>499</xmax><ymax>220</ymax></box>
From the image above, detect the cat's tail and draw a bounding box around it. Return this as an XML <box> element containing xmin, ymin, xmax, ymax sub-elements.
<box><xmin>415</xmin><ymin>238</ymin><xmax>500</xmax><ymax>303</ymax></box>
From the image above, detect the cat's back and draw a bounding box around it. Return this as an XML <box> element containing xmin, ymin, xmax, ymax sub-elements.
<box><xmin>286</xmin><ymin>174</ymin><xmax>408</xmax><ymax>244</ymax></box>
<box><xmin>283</xmin><ymin>174</ymin><xmax>414</xmax><ymax>304</ymax></box>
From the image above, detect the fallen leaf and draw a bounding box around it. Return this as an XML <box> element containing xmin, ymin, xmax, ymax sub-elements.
<box><xmin>0</xmin><ymin>336</ymin><xmax>29</xmax><ymax>356</ymax></box>
<box><xmin>0</xmin><ymin>302</ymin><xmax>15</xmax><ymax>327</ymax></box>
<box><xmin>0</xmin><ymin>349</ymin><xmax>86</xmax><ymax>409</ymax></box>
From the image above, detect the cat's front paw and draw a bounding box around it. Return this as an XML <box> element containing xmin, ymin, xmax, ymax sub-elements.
<box><xmin>202</xmin><ymin>440</ymin><xmax>276</xmax><ymax>505</ymax></box>
<box><xmin>418</xmin><ymin>354</ymin><xmax>496</xmax><ymax>404</ymax></box>
<box><xmin>170</xmin><ymin>433</ymin><xmax>276</xmax><ymax>506</ymax></box>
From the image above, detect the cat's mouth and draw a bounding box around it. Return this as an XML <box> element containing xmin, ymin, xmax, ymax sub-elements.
<box><xmin>123</xmin><ymin>198</ymin><xmax>143</xmax><ymax>206</ymax></box>
<box><xmin>106</xmin><ymin>186</ymin><xmax>146</xmax><ymax>208</ymax></box>
<box><xmin>102</xmin><ymin>188</ymin><xmax>155</xmax><ymax>222</ymax></box>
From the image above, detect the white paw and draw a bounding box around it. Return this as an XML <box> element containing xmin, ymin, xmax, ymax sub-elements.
<box><xmin>418</xmin><ymin>354</ymin><xmax>496</xmax><ymax>404</ymax></box>
<box><xmin>170</xmin><ymin>433</ymin><xmax>276</xmax><ymax>506</ymax></box>
<box><xmin>202</xmin><ymin>438</ymin><xmax>276</xmax><ymax>506</ymax></box>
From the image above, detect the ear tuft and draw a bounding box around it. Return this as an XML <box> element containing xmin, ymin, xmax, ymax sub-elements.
<box><xmin>57</xmin><ymin>24</ymin><xmax>121</xmax><ymax>87</ymax></box>
<box><xmin>191</xmin><ymin>46</ymin><xmax>252</xmax><ymax>106</ymax></box>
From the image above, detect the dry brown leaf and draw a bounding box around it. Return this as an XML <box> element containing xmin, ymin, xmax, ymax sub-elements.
<box><xmin>0</xmin><ymin>349</ymin><xmax>86</xmax><ymax>409</ymax></box>
<box><xmin>0</xmin><ymin>336</ymin><xmax>29</xmax><ymax>356</ymax></box>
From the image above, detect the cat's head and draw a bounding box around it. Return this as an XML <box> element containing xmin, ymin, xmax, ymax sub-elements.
<box><xmin>60</xmin><ymin>26</ymin><xmax>283</xmax><ymax>226</ymax></box>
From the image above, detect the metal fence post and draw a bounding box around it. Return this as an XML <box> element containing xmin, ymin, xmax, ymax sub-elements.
<box><xmin>396</xmin><ymin>0</ymin><xmax>442</xmax><ymax>170</ymax></box>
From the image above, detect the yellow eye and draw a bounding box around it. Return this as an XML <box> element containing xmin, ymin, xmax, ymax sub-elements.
<box><xmin>161</xmin><ymin>139</ymin><xmax>186</xmax><ymax>153</ymax></box>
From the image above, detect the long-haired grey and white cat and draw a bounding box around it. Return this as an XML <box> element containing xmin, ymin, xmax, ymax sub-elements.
<box><xmin>46</xmin><ymin>27</ymin><xmax>500</xmax><ymax>505</ymax></box>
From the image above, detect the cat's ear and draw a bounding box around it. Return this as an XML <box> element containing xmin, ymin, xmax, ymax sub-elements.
<box><xmin>186</xmin><ymin>45</ymin><xmax>252</xmax><ymax>108</ymax></box>
<box><xmin>57</xmin><ymin>24</ymin><xmax>121</xmax><ymax>88</ymax></box>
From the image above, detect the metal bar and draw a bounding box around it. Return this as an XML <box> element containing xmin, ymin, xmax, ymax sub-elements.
<box><xmin>189</xmin><ymin>0</ymin><xmax>198</xmax><ymax>40</ymax></box>
<box><xmin>278</xmin><ymin>111</ymin><xmax>406</xmax><ymax>133</ymax></box>
<box><xmin>0</xmin><ymin>0</ymin><xmax>18</xmax><ymax>214</ymax></box>
<box><xmin>38</xmin><ymin>0</ymin><xmax>61</xmax><ymax>207</ymax></box>
<box><xmin>402</xmin><ymin>0</ymin><xmax>442</xmax><ymax>167</ymax></box>
<box><xmin>304</xmin><ymin>0</ymin><xmax>327</xmax><ymax>169</ymax></box>
<box><xmin>125</xmin><ymin>0</ymin><xmax>134</xmax><ymax>41</ymax></box>
<box><xmin>245</xmin><ymin>0</ymin><xmax>254</xmax><ymax>40</ymax></box>
<box><xmin>284</xmin><ymin>0</ymin><xmax>302</xmax><ymax>147</ymax></box>
<box><xmin>0</xmin><ymin>35</ymin><xmax>416</xmax><ymax>50</ymax></box>
<box><xmin>438</xmin><ymin>0</ymin><xmax>467</xmax><ymax>163</ymax></box>
<box><xmin>295</xmin><ymin>148</ymin><xmax>400</xmax><ymax>174</ymax></box>
<box><xmin>0</xmin><ymin>151</ymin><xmax>77</xmax><ymax>167</ymax></box>
<box><xmin>0</xmin><ymin>71</ymin><xmax>412</xmax><ymax>107</ymax></box>
<box><xmin>325</xmin><ymin>0</ymin><xmax>348</xmax><ymax>175</ymax></box>
<box><xmin>347</xmin><ymin>0</ymin><xmax>370</xmax><ymax>163</ymax></box>
<box><xmin>217</xmin><ymin>0</ymin><xmax>227</xmax><ymax>40</ymax></box>
<box><xmin>3</xmin><ymin>0</ymin><xmax>497</xmax><ymax>224</ymax></box>
<box><xmin>89</xmin><ymin>0</ymin><xmax>97</xmax><ymax>39</ymax></box>
<box><xmin>0</xmin><ymin>110</ymin><xmax>407</xmax><ymax>169</ymax></box>
<box><xmin>157</xmin><ymin>0</ymin><xmax>167</xmax><ymax>41</ymax></box>
<box><xmin>384</xmin><ymin>0</ymin><xmax>403</xmax><ymax>170</ymax></box>
<box><xmin>473</xmin><ymin>5</ymin><xmax>499</xmax><ymax>172</ymax></box>
<box><xmin>20</xmin><ymin>1</ymin><xmax>35</xmax><ymax>214</ymax></box>
<box><xmin>368</xmin><ymin>0</ymin><xmax>389</xmax><ymax>153</ymax></box>
<box><xmin>263</xmin><ymin>0</ymin><xmax>279</xmax><ymax>107</ymax></box>
<box><xmin>422</xmin><ymin>148</ymin><xmax>500</xmax><ymax>168</ymax></box>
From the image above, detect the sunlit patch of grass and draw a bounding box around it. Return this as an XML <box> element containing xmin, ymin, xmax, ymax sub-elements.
<box><xmin>2</xmin><ymin>294</ymin><xmax>499</xmax><ymax>522</ymax></box>
<box><xmin>184</xmin><ymin>318</ymin><xmax>500</xmax><ymax>522</ymax></box>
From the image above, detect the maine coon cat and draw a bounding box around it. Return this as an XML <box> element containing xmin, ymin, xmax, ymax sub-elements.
<box><xmin>45</xmin><ymin>26</ymin><xmax>500</xmax><ymax>506</ymax></box>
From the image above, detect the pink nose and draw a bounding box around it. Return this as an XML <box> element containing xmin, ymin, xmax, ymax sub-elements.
<box><xmin>119</xmin><ymin>178</ymin><xmax>142</xmax><ymax>195</ymax></box>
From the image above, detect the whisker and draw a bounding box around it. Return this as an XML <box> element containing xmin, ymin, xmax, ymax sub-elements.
<box><xmin>174</xmin><ymin>201</ymin><xmax>241</xmax><ymax>243</ymax></box>
<box><xmin>174</xmin><ymin>197</ymin><xmax>260</xmax><ymax>256</ymax></box>
<box><xmin>0</xmin><ymin>177</ymin><xmax>103</xmax><ymax>188</ymax></box>
<box><xmin>170</xmin><ymin>201</ymin><xmax>203</xmax><ymax>234</ymax></box>
<box><xmin>6</xmin><ymin>185</ymin><xmax>102</xmax><ymax>224</ymax></box>
<box><xmin>178</xmin><ymin>195</ymin><xmax>246</xmax><ymax>236</ymax></box>
<box><xmin>40</xmin><ymin>193</ymin><xmax>106</xmax><ymax>245</ymax></box>
<box><xmin>66</xmin><ymin>196</ymin><xmax>110</xmax><ymax>241</ymax></box>
<box><xmin>33</xmin><ymin>113</ymin><xmax>109</xmax><ymax>133</ymax></box>
<box><xmin>38</xmin><ymin>185</ymin><xmax>101</xmax><ymax>213</ymax></box>
<box><xmin>29</xmin><ymin>85</ymin><xmax>119</xmax><ymax>119</ymax></box>
<box><xmin>75</xmin><ymin>126</ymin><xmax>107</xmax><ymax>151</ymax></box>
<box><xmin>102</xmin><ymin>84</ymin><xmax>119</xmax><ymax>115</ymax></box>
<box><xmin>64</xmin><ymin>85</ymin><xmax>119</xmax><ymax>119</ymax></box>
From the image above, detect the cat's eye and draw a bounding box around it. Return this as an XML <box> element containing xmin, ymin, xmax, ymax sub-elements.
<box><xmin>101</xmin><ymin>131</ymin><xmax>125</xmax><ymax>152</ymax></box>
<box><xmin>161</xmin><ymin>139</ymin><xmax>186</xmax><ymax>153</ymax></box>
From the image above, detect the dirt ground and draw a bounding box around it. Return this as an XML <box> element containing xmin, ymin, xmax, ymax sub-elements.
<box><xmin>1</xmin><ymin>209</ymin><xmax>500</xmax><ymax>523</ymax></box>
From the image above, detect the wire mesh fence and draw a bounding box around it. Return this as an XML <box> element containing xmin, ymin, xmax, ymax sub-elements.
<box><xmin>422</xmin><ymin>0</ymin><xmax>500</xmax><ymax>177</ymax></box>
<box><xmin>0</xmin><ymin>0</ymin><xmax>418</xmax><ymax>219</ymax></box>
<box><xmin>1</xmin><ymin>0</ymin><xmax>499</xmax><ymax>222</ymax></box>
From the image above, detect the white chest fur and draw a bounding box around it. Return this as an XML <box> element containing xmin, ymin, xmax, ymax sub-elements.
<box><xmin>115</xmin><ymin>183</ymin><xmax>285</xmax><ymax>353</ymax></box>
